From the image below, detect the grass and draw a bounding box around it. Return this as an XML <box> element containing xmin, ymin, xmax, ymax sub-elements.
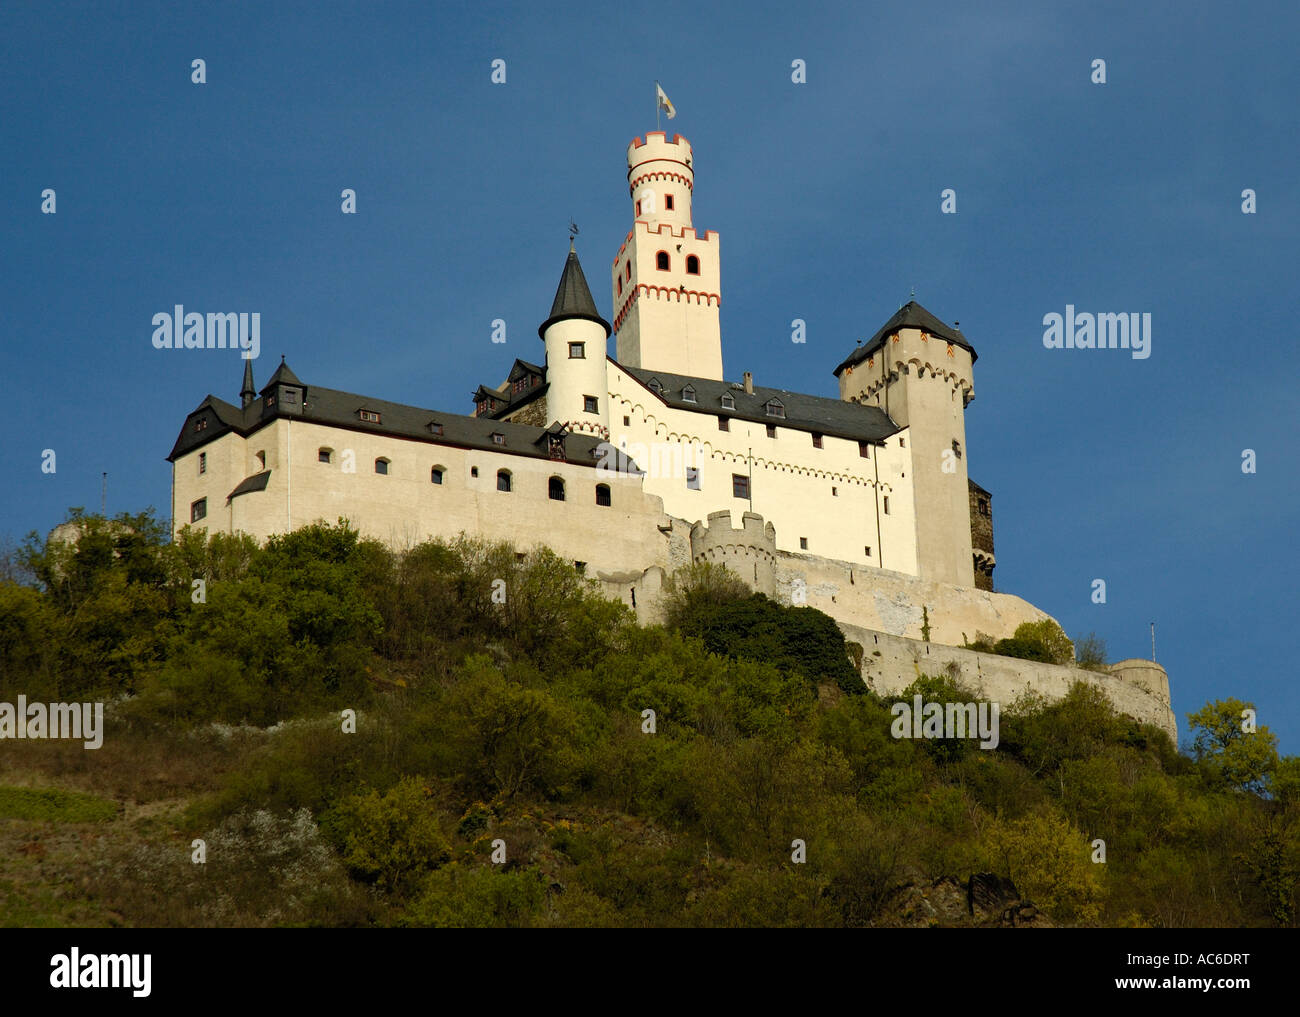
<box><xmin>0</xmin><ymin>786</ymin><xmax>119</xmax><ymax>823</ymax></box>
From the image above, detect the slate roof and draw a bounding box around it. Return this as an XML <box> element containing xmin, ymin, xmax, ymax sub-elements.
<box><xmin>167</xmin><ymin>364</ymin><xmax>614</xmax><ymax>468</ymax></box>
<box><xmin>228</xmin><ymin>470</ymin><xmax>272</xmax><ymax>500</ymax></box>
<box><xmin>537</xmin><ymin>246</ymin><xmax>611</xmax><ymax>338</ymax></box>
<box><xmin>622</xmin><ymin>366</ymin><xmax>901</xmax><ymax>444</ymax></box>
<box><xmin>260</xmin><ymin>358</ymin><xmax>303</xmax><ymax>390</ymax></box>
<box><xmin>833</xmin><ymin>300</ymin><xmax>976</xmax><ymax>376</ymax></box>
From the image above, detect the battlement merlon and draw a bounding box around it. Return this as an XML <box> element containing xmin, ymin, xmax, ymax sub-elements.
<box><xmin>690</xmin><ymin>509</ymin><xmax>778</xmax><ymax>545</ymax></box>
<box><xmin>628</xmin><ymin>132</ymin><xmax>693</xmax><ymax>168</ymax></box>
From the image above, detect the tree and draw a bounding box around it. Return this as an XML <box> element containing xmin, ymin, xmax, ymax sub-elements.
<box><xmin>1187</xmin><ymin>698</ymin><xmax>1279</xmax><ymax>795</ymax></box>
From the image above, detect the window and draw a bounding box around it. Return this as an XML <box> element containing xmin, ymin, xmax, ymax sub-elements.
<box><xmin>682</xmin><ymin>385</ymin><xmax>696</xmax><ymax>403</ymax></box>
<box><xmin>569</xmin><ymin>342</ymin><xmax>585</xmax><ymax>359</ymax></box>
<box><xmin>721</xmin><ymin>392</ymin><xmax>735</xmax><ymax>409</ymax></box>
<box><xmin>618</xmin><ymin>276</ymin><xmax>623</xmax><ymax>295</ymax></box>
<box><xmin>979</xmin><ymin>498</ymin><xmax>990</xmax><ymax>517</ymax></box>
<box><xmin>635</xmin><ymin>200</ymin><xmax>642</xmax><ymax>216</ymax></box>
<box><xmin>766</xmin><ymin>424</ymin><xmax>776</xmax><ymax>439</ymax></box>
<box><xmin>648</xmin><ymin>378</ymin><xmax>663</xmax><ymax>395</ymax></box>
<box><xmin>491</xmin><ymin>433</ymin><xmax>505</xmax><ymax>446</ymax></box>
<box><xmin>359</xmin><ymin>409</ymin><xmax>380</xmax><ymax>423</ymax></box>
<box><xmin>198</xmin><ymin>452</ymin><xmax>206</xmax><ymax>475</ymax></box>
<box><xmin>471</xmin><ymin>466</ymin><xmax>479</xmax><ymax>478</ymax></box>
<box><xmin>497</xmin><ymin>470</ymin><xmax>512</xmax><ymax>492</ymax></box>
<box><xmin>664</xmin><ymin>194</ymin><xmax>674</xmax><ymax>210</ymax></box>
<box><xmin>512</xmin><ymin>377</ymin><xmax>528</xmax><ymax>394</ymax></box>
<box><xmin>686</xmin><ymin>255</ymin><xmax>700</xmax><ymax>275</ymax></box>
<box><xmin>283</xmin><ymin>389</ymin><xmax>297</xmax><ymax>404</ymax></box>
<box><xmin>625</xmin><ymin>263</ymin><xmax>631</xmax><ymax>281</ymax></box>
<box><xmin>375</xmin><ymin>458</ymin><xmax>389</xmax><ymax>475</ymax></box>
<box><xmin>431</xmin><ymin>466</ymin><xmax>444</xmax><ymax>485</ymax></box>
<box><xmin>732</xmin><ymin>474</ymin><xmax>750</xmax><ymax>499</ymax></box>
<box><xmin>595</xmin><ymin>484</ymin><xmax>611</xmax><ymax>506</ymax></box>
<box><xmin>574</xmin><ymin>561</ymin><xmax>587</xmax><ymax>575</ymax></box>
<box><xmin>865</xmin><ymin>546</ymin><xmax>872</xmax><ymax>557</ymax></box>
<box><xmin>623</xmin><ymin>415</ymin><xmax>630</xmax><ymax>426</ymax></box>
<box><xmin>883</xmin><ymin>496</ymin><xmax>890</xmax><ymax>514</ymax></box>
<box><xmin>812</xmin><ymin>433</ymin><xmax>824</xmax><ymax>449</ymax></box>
<box><xmin>800</xmin><ymin>537</ymin><xmax>808</xmax><ymax>550</ymax></box>
<box><xmin>832</xmin><ymin>487</ymin><xmax>838</xmax><ymax>497</ymax></box>
<box><xmin>952</xmin><ymin>439</ymin><xmax>962</xmax><ymax>459</ymax></box>
<box><xmin>859</xmin><ymin>441</ymin><xmax>871</xmax><ymax>458</ymax></box>
<box><xmin>190</xmin><ymin>498</ymin><xmax>207</xmax><ymax>522</ymax></box>
<box><xmin>265</xmin><ymin>394</ymin><xmax>276</xmax><ymax>408</ymax></box>
<box><xmin>584</xmin><ymin>395</ymin><xmax>599</xmax><ymax>414</ymax></box>
<box><xmin>656</xmin><ymin>251</ymin><xmax>669</xmax><ymax>271</ymax></box>
<box><xmin>318</xmin><ymin>448</ymin><xmax>332</xmax><ymax>463</ymax></box>
<box><xmin>256</xmin><ymin>451</ymin><xmax>266</xmax><ymax>471</ymax></box>
<box><xmin>718</xmin><ymin>416</ymin><xmax>730</xmax><ymax>432</ymax></box>
<box><xmin>765</xmin><ymin>399</ymin><xmax>785</xmax><ymax>418</ymax></box>
<box><xmin>899</xmin><ymin>437</ymin><xmax>906</xmax><ymax>448</ymax></box>
<box><xmin>547</xmin><ymin>436</ymin><xmax>565</xmax><ymax>459</ymax></box>
<box><xmin>549</xmin><ymin>476</ymin><xmax>565</xmax><ymax>501</ymax></box>
<box><xmin>194</xmin><ymin>418</ymin><xmax>208</xmax><ymax>432</ymax></box>
<box><xmin>429</xmin><ymin>422</ymin><xmax>443</xmax><ymax>436</ymax></box>
<box><xmin>686</xmin><ymin>467</ymin><xmax>700</xmax><ymax>491</ymax></box>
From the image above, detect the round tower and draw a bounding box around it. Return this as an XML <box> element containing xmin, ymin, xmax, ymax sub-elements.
<box><xmin>627</xmin><ymin>132</ymin><xmax>694</xmax><ymax>230</ymax></box>
<box><xmin>539</xmin><ymin>242</ymin><xmax>612</xmax><ymax>439</ymax></box>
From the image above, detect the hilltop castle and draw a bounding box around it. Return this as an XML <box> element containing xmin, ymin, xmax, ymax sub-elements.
<box><xmin>167</xmin><ymin>131</ymin><xmax>1175</xmax><ymax>740</ymax></box>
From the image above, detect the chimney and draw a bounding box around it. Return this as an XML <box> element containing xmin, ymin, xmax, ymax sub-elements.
<box><xmin>743</xmin><ymin>371</ymin><xmax>753</xmax><ymax>394</ymax></box>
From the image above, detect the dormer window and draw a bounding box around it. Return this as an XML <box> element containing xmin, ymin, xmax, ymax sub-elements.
<box><xmin>547</xmin><ymin>436</ymin><xmax>565</xmax><ymax>459</ymax></box>
<box><xmin>491</xmin><ymin>432</ymin><xmax>505</xmax><ymax>446</ymax></box>
<box><xmin>720</xmin><ymin>392</ymin><xmax>735</xmax><ymax>409</ymax></box>
<box><xmin>682</xmin><ymin>385</ymin><xmax>696</xmax><ymax>403</ymax></box>
<box><xmin>282</xmin><ymin>388</ymin><xmax>298</xmax><ymax>404</ymax></box>
<box><xmin>428</xmin><ymin>422</ymin><xmax>444</xmax><ymax>436</ymax></box>
<box><xmin>765</xmin><ymin>399</ymin><xmax>785</xmax><ymax>419</ymax></box>
<box><xmin>193</xmin><ymin>418</ymin><xmax>208</xmax><ymax>432</ymax></box>
<box><xmin>648</xmin><ymin>378</ymin><xmax>663</xmax><ymax>395</ymax></box>
<box><xmin>359</xmin><ymin>408</ymin><xmax>381</xmax><ymax>424</ymax></box>
<box><xmin>512</xmin><ymin>377</ymin><xmax>528</xmax><ymax>394</ymax></box>
<box><xmin>265</xmin><ymin>394</ymin><xmax>276</xmax><ymax>408</ymax></box>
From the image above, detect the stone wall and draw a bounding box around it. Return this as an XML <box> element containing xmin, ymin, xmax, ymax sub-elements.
<box><xmin>840</xmin><ymin>622</ymin><xmax>1177</xmax><ymax>742</ymax></box>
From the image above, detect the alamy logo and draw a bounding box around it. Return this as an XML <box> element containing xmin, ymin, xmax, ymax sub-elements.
<box><xmin>50</xmin><ymin>949</ymin><xmax>151</xmax><ymax>997</ymax></box>
<box><xmin>890</xmin><ymin>695</ymin><xmax>1000</xmax><ymax>749</ymax></box>
<box><xmin>0</xmin><ymin>696</ymin><xmax>104</xmax><ymax>749</ymax></box>
<box><xmin>151</xmin><ymin>306</ymin><xmax>261</xmax><ymax>360</ymax></box>
<box><xmin>1042</xmin><ymin>305</ymin><xmax>1151</xmax><ymax>360</ymax></box>
<box><xmin>595</xmin><ymin>440</ymin><xmax>702</xmax><ymax>479</ymax></box>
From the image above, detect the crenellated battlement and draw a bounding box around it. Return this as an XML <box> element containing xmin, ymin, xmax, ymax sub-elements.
<box><xmin>689</xmin><ymin>510</ymin><xmax>778</xmax><ymax>595</ymax></box>
<box><xmin>628</xmin><ymin>132</ymin><xmax>693</xmax><ymax>168</ymax></box>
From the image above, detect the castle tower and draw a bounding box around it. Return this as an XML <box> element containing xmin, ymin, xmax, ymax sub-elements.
<box><xmin>611</xmin><ymin>133</ymin><xmax>723</xmax><ymax>380</ymax></box>
<box><xmin>834</xmin><ymin>301</ymin><xmax>977</xmax><ymax>587</ymax></box>
<box><xmin>539</xmin><ymin>241</ymin><xmax>612</xmax><ymax>438</ymax></box>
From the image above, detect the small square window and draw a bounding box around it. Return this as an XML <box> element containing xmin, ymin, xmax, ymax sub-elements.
<box><xmin>767</xmin><ymin>425</ymin><xmax>776</xmax><ymax>438</ymax></box>
<box><xmin>623</xmin><ymin>416</ymin><xmax>630</xmax><ymax>426</ymax></box>
<box><xmin>198</xmin><ymin>452</ymin><xmax>206</xmax><ymax>475</ymax></box>
<box><xmin>190</xmin><ymin>498</ymin><xmax>207</xmax><ymax>522</ymax></box>
<box><xmin>318</xmin><ymin>448</ymin><xmax>332</xmax><ymax>464</ymax></box>
<box><xmin>360</xmin><ymin>409</ymin><xmax>381</xmax><ymax>423</ymax></box>
<box><xmin>859</xmin><ymin>441</ymin><xmax>871</xmax><ymax>458</ymax></box>
<box><xmin>429</xmin><ymin>422</ymin><xmax>443</xmax><ymax>436</ymax></box>
<box><xmin>686</xmin><ymin>467</ymin><xmax>700</xmax><ymax>491</ymax></box>
<box><xmin>569</xmin><ymin>342</ymin><xmax>585</xmax><ymax>359</ymax></box>
<box><xmin>431</xmin><ymin>467</ymin><xmax>444</xmax><ymax>485</ymax></box>
<box><xmin>584</xmin><ymin>395</ymin><xmax>599</xmax><ymax>414</ymax></box>
<box><xmin>865</xmin><ymin>546</ymin><xmax>872</xmax><ymax>557</ymax></box>
<box><xmin>491</xmin><ymin>433</ymin><xmax>505</xmax><ymax>446</ymax></box>
<box><xmin>283</xmin><ymin>389</ymin><xmax>297</xmax><ymax>404</ymax></box>
<box><xmin>375</xmin><ymin>458</ymin><xmax>389</xmax><ymax>475</ymax></box>
<box><xmin>595</xmin><ymin>484</ymin><xmax>611</xmax><ymax>506</ymax></box>
<box><xmin>471</xmin><ymin>466</ymin><xmax>479</xmax><ymax>478</ymax></box>
<box><xmin>732</xmin><ymin>474</ymin><xmax>749</xmax><ymax>499</ymax></box>
<box><xmin>718</xmin><ymin>416</ymin><xmax>730</xmax><ymax>432</ymax></box>
<box><xmin>574</xmin><ymin>561</ymin><xmax>587</xmax><ymax>575</ymax></box>
<box><xmin>812</xmin><ymin>433</ymin><xmax>824</xmax><ymax>449</ymax></box>
<box><xmin>194</xmin><ymin>418</ymin><xmax>208</xmax><ymax>433</ymax></box>
<box><xmin>799</xmin><ymin>537</ymin><xmax>808</xmax><ymax>550</ymax></box>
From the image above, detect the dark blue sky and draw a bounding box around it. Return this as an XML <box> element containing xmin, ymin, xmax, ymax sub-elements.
<box><xmin>2</xmin><ymin>1</ymin><xmax>1296</xmax><ymax>751</ymax></box>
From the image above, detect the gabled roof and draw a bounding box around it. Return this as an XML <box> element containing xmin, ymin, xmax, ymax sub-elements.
<box><xmin>508</xmin><ymin>359</ymin><xmax>544</xmax><ymax>380</ymax></box>
<box><xmin>833</xmin><ymin>300</ymin><xmax>976</xmax><ymax>376</ymax></box>
<box><xmin>537</xmin><ymin>245</ymin><xmax>611</xmax><ymax>338</ymax></box>
<box><xmin>168</xmin><ymin>368</ymin><xmax>616</xmax><ymax>469</ymax></box>
<box><xmin>622</xmin><ymin>365</ymin><xmax>901</xmax><ymax>444</ymax></box>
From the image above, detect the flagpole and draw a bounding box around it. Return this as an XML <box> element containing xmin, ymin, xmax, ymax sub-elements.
<box><xmin>655</xmin><ymin>80</ymin><xmax>660</xmax><ymax>130</ymax></box>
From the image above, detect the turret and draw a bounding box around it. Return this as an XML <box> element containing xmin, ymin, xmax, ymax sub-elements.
<box><xmin>611</xmin><ymin>132</ymin><xmax>723</xmax><ymax>380</ymax></box>
<box><xmin>539</xmin><ymin>242</ymin><xmax>612</xmax><ymax>438</ymax></box>
<box><xmin>834</xmin><ymin>301</ymin><xmax>977</xmax><ymax>587</ymax></box>
<box><xmin>240</xmin><ymin>359</ymin><xmax>256</xmax><ymax>408</ymax></box>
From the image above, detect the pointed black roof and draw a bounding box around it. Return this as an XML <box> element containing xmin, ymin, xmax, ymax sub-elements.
<box><xmin>537</xmin><ymin>244</ymin><xmax>611</xmax><ymax>339</ymax></box>
<box><xmin>259</xmin><ymin>357</ymin><xmax>303</xmax><ymax>391</ymax></box>
<box><xmin>240</xmin><ymin>359</ymin><xmax>256</xmax><ymax>406</ymax></box>
<box><xmin>833</xmin><ymin>300</ymin><xmax>976</xmax><ymax>376</ymax></box>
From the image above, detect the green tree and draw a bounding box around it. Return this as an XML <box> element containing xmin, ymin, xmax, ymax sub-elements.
<box><xmin>1187</xmin><ymin>698</ymin><xmax>1279</xmax><ymax>795</ymax></box>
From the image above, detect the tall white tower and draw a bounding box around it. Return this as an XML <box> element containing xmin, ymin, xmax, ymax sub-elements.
<box><xmin>611</xmin><ymin>132</ymin><xmax>723</xmax><ymax>380</ymax></box>
<box><xmin>539</xmin><ymin>242</ymin><xmax>612</xmax><ymax>439</ymax></box>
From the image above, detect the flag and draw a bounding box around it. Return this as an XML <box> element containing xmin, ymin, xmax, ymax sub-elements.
<box><xmin>656</xmin><ymin>82</ymin><xmax>676</xmax><ymax>120</ymax></box>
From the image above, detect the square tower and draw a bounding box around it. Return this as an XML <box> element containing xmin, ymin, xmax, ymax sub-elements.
<box><xmin>610</xmin><ymin>133</ymin><xmax>723</xmax><ymax>380</ymax></box>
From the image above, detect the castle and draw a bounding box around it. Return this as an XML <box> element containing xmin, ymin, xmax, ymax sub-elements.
<box><xmin>167</xmin><ymin>131</ymin><xmax>1176</xmax><ymax>740</ymax></box>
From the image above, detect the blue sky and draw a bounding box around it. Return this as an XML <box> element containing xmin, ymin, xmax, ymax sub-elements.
<box><xmin>1</xmin><ymin>0</ymin><xmax>1296</xmax><ymax>751</ymax></box>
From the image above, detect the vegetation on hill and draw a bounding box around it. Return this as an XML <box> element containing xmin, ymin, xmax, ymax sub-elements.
<box><xmin>0</xmin><ymin>509</ymin><xmax>1296</xmax><ymax>928</ymax></box>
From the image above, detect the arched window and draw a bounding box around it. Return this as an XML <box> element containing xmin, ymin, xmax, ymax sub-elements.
<box><xmin>656</xmin><ymin>251</ymin><xmax>670</xmax><ymax>271</ymax></box>
<box><xmin>625</xmin><ymin>262</ymin><xmax>631</xmax><ymax>281</ymax></box>
<box><xmin>256</xmin><ymin>450</ymin><xmax>266</xmax><ymax>470</ymax></box>
<box><xmin>497</xmin><ymin>469</ymin><xmax>512</xmax><ymax>492</ymax></box>
<box><xmin>595</xmin><ymin>484</ymin><xmax>611</xmax><ymax>507</ymax></box>
<box><xmin>375</xmin><ymin>457</ymin><xmax>390</xmax><ymax>475</ymax></box>
<box><xmin>617</xmin><ymin>276</ymin><xmax>623</xmax><ymax>295</ymax></box>
<box><xmin>548</xmin><ymin>476</ymin><xmax>565</xmax><ymax>501</ymax></box>
<box><xmin>318</xmin><ymin>447</ymin><xmax>332</xmax><ymax>464</ymax></box>
<box><xmin>686</xmin><ymin>255</ymin><xmax>700</xmax><ymax>275</ymax></box>
<box><xmin>431</xmin><ymin>466</ymin><xmax>445</xmax><ymax>485</ymax></box>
